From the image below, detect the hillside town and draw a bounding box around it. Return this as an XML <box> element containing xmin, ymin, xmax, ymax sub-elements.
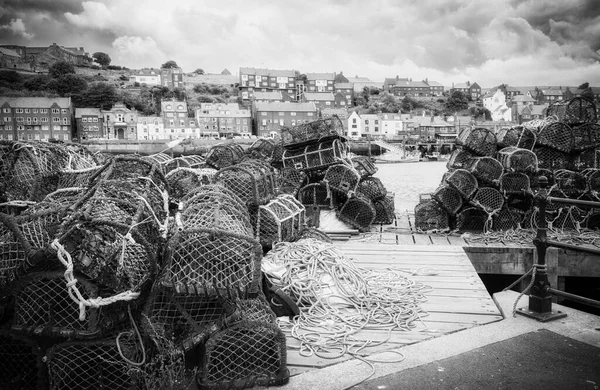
<box><xmin>0</xmin><ymin>43</ymin><xmax>599</xmax><ymax>147</ymax></box>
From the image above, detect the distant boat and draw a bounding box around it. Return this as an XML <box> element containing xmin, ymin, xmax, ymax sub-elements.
<box><xmin>373</xmin><ymin>151</ymin><xmax>420</xmax><ymax>164</ymax></box>
<box><xmin>420</xmin><ymin>151</ymin><xmax>450</xmax><ymax>162</ymax></box>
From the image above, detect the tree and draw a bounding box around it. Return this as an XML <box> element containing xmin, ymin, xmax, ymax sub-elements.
<box><xmin>50</xmin><ymin>74</ymin><xmax>88</xmax><ymax>97</ymax></box>
<box><xmin>193</xmin><ymin>68</ymin><xmax>205</xmax><ymax>75</ymax></box>
<box><xmin>73</xmin><ymin>82</ymin><xmax>118</xmax><ymax>110</ymax></box>
<box><xmin>92</xmin><ymin>52</ymin><xmax>112</xmax><ymax>67</ymax></box>
<box><xmin>445</xmin><ymin>90</ymin><xmax>469</xmax><ymax>113</ymax></box>
<box><xmin>23</xmin><ymin>74</ymin><xmax>52</xmax><ymax>91</ymax></box>
<box><xmin>161</xmin><ymin>60</ymin><xmax>179</xmax><ymax>69</ymax></box>
<box><xmin>48</xmin><ymin>61</ymin><xmax>76</xmax><ymax>78</ymax></box>
<box><xmin>578</xmin><ymin>82</ymin><xmax>589</xmax><ymax>90</ymax></box>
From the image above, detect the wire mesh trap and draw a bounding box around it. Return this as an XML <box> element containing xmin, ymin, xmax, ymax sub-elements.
<box><xmin>90</xmin><ymin>155</ymin><xmax>169</xmax><ymax>194</ymax></box>
<box><xmin>535</xmin><ymin>120</ymin><xmax>573</xmax><ymax>153</ymax></box>
<box><xmin>142</xmin><ymin>152</ymin><xmax>172</xmax><ymax>167</ymax></box>
<box><xmin>205</xmin><ymin>143</ymin><xmax>246</xmax><ymax>170</ymax></box>
<box><xmin>0</xmin><ymin>330</ymin><xmax>45</xmax><ymax>390</ymax></box>
<box><xmin>571</xmin><ymin>123</ymin><xmax>600</xmax><ymax>152</ymax></box>
<box><xmin>456</xmin><ymin>207</ymin><xmax>489</xmax><ymax>232</ymax></box>
<box><xmin>246</xmin><ymin>138</ymin><xmax>276</xmax><ymax>161</ymax></box>
<box><xmin>471</xmin><ymin>187</ymin><xmax>504</xmax><ymax>215</ymax></box>
<box><xmin>534</xmin><ymin>146</ymin><xmax>574</xmax><ymax>171</ymax></box>
<box><xmin>554</xmin><ymin>170</ymin><xmax>587</xmax><ymax>198</ymax></box>
<box><xmin>297</xmin><ymin>181</ymin><xmax>335</xmax><ymax>209</ymax></box>
<box><xmin>446</xmin><ymin>148</ymin><xmax>476</xmax><ymax>170</ymax></box>
<box><xmin>275</xmin><ymin>166</ymin><xmax>306</xmax><ymax>196</ymax></box>
<box><xmin>546</xmin><ymin>97</ymin><xmax>597</xmax><ymax>125</ymax></box>
<box><xmin>214</xmin><ymin>161</ymin><xmax>276</xmax><ymax>206</ymax></box>
<box><xmin>582</xmin><ymin>168</ymin><xmax>600</xmax><ymax>194</ymax></box>
<box><xmin>165</xmin><ymin>167</ymin><xmax>217</xmax><ymax>202</ymax></box>
<box><xmin>456</xmin><ymin>127</ymin><xmax>497</xmax><ymax>156</ymax></box>
<box><xmin>466</xmin><ymin>156</ymin><xmax>503</xmax><ymax>187</ymax></box>
<box><xmin>496</xmin><ymin>125</ymin><xmax>537</xmax><ymax>150</ymax></box>
<box><xmin>337</xmin><ymin>195</ymin><xmax>376</xmax><ymax>232</ymax></box>
<box><xmin>499</xmin><ymin>172</ymin><xmax>532</xmax><ymax>196</ymax></box>
<box><xmin>432</xmin><ymin>185</ymin><xmax>463</xmax><ymax>216</ymax></box>
<box><xmin>492</xmin><ymin>207</ymin><xmax>524</xmax><ymax>231</ymax></box>
<box><xmin>356</xmin><ymin>176</ymin><xmax>388</xmax><ymax>201</ymax></box>
<box><xmin>296</xmin><ymin>226</ymin><xmax>333</xmax><ymax>243</ymax></box>
<box><xmin>282</xmin><ymin>138</ymin><xmax>346</xmax><ymax>172</ymax></box>
<box><xmin>163</xmin><ymin>155</ymin><xmax>206</xmax><ymax>174</ymax></box>
<box><xmin>323</xmin><ymin>163</ymin><xmax>361</xmax><ymax>196</ymax></box>
<box><xmin>415</xmin><ymin>194</ymin><xmax>449</xmax><ymax>231</ymax></box>
<box><xmin>444</xmin><ymin>169</ymin><xmax>478</xmax><ymax>199</ymax></box>
<box><xmin>496</xmin><ymin>147</ymin><xmax>538</xmax><ymax>173</ymax></box>
<box><xmin>281</xmin><ymin>116</ymin><xmax>344</xmax><ymax>147</ymax></box>
<box><xmin>351</xmin><ymin>156</ymin><xmax>378</xmax><ymax>178</ymax></box>
<box><xmin>196</xmin><ymin>320</ymin><xmax>289</xmax><ymax>390</ymax></box>
<box><xmin>257</xmin><ymin>194</ymin><xmax>305</xmax><ymax>249</ymax></box>
<box><xmin>373</xmin><ymin>193</ymin><xmax>396</xmax><ymax>224</ymax></box>
<box><xmin>574</xmin><ymin>148</ymin><xmax>599</xmax><ymax>171</ymax></box>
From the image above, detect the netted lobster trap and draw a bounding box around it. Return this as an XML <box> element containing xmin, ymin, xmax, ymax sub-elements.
<box><xmin>446</xmin><ymin>148</ymin><xmax>476</xmax><ymax>170</ymax></box>
<box><xmin>205</xmin><ymin>143</ymin><xmax>246</xmax><ymax>170</ymax></box>
<box><xmin>196</xmin><ymin>320</ymin><xmax>289</xmax><ymax>390</ymax></box>
<box><xmin>337</xmin><ymin>195</ymin><xmax>376</xmax><ymax>232</ymax></box>
<box><xmin>415</xmin><ymin>194</ymin><xmax>449</xmax><ymax>231</ymax></box>
<box><xmin>142</xmin><ymin>152</ymin><xmax>172</xmax><ymax>167</ymax></box>
<box><xmin>296</xmin><ymin>226</ymin><xmax>333</xmax><ymax>243</ymax></box>
<box><xmin>466</xmin><ymin>156</ymin><xmax>503</xmax><ymax>187</ymax></box>
<box><xmin>257</xmin><ymin>194</ymin><xmax>305</xmax><ymax>249</ymax></box>
<box><xmin>582</xmin><ymin>168</ymin><xmax>600</xmax><ymax>194</ymax></box>
<box><xmin>571</xmin><ymin>123</ymin><xmax>600</xmax><ymax>152</ymax></box>
<box><xmin>535</xmin><ymin>120</ymin><xmax>573</xmax><ymax>153</ymax></box>
<box><xmin>297</xmin><ymin>181</ymin><xmax>335</xmax><ymax>209</ymax></box>
<box><xmin>282</xmin><ymin>138</ymin><xmax>346</xmax><ymax>172</ymax></box>
<box><xmin>275</xmin><ymin>166</ymin><xmax>306</xmax><ymax>196</ymax></box>
<box><xmin>574</xmin><ymin>148</ymin><xmax>599</xmax><ymax>171</ymax></box>
<box><xmin>46</xmin><ymin>336</ymin><xmax>145</xmax><ymax>390</ymax></box>
<box><xmin>351</xmin><ymin>156</ymin><xmax>378</xmax><ymax>178</ymax></box>
<box><xmin>214</xmin><ymin>160</ymin><xmax>276</xmax><ymax>206</ymax></box>
<box><xmin>496</xmin><ymin>125</ymin><xmax>537</xmax><ymax>150</ymax></box>
<box><xmin>444</xmin><ymin>169</ymin><xmax>478</xmax><ymax>199</ymax></box>
<box><xmin>356</xmin><ymin>176</ymin><xmax>388</xmax><ymax>202</ymax></box>
<box><xmin>470</xmin><ymin>187</ymin><xmax>504</xmax><ymax>216</ymax></box>
<box><xmin>456</xmin><ymin>207</ymin><xmax>489</xmax><ymax>232</ymax></box>
<box><xmin>161</xmin><ymin>227</ymin><xmax>262</xmax><ymax>297</ymax></box>
<box><xmin>456</xmin><ymin>127</ymin><xmax>497</xmax><ymax>156</ymax></box>
<box><xmin>246</xmin><ymin>138</ymin><xmax>277</xmax><ymax>161</ymax></box>
<box><xmin>552</xmin><ymin>206</ymin><xmax>587</xmax><ymax>231</ymax></box>
<box><xmin>499</xmin><ymin>172</ymin><xmax>532</xmax><ymax>196</ymax></box>
<box><xmin>163</xmin><ymin>155</ymin><xmax>206</xmax><ymax>174</ymax></box>
<box><xmin>323</xmin><ymin>163</ymin><xmax>361</xmax><ymax>196</ymax></box>
<box><xmin>373</xmin><ymin>193</ymin><xmax>396</xmax><ymax>225</ymax></box>
<box><xmin>89</xmin><ymin>155</ymin><xmax>169</xmax><ymax>196</ymax></box>
<box><xmin>546</xmin><ymin>97</ymin><xmax>597</xmax><ymax>125</ymax></box>
<box><xmin>0</xmin><ymin>330</ymin><xmax>45</xmax><ymax>390</ymax></box>
<box><xmin>11</xmin><ymin>271</ymin><xmax>130</xmax><ymax>339</ymax></box>
<box><xmin>534</xmin><ymin>146</ymin><xmax>574</xmax><ymax>171</ymax></box>
<box><xmin>432</xmin><ymin>185</ymin><xmax>463</xmax><ymax>216</ymax></box>
<box><xmin>554</xmin><ymin>169</ymin><xmax>587</xmax><ymax>198</ymax></box>
<box><xmin>281</xmin><ymin>116</ymin><xmax>344</xmax><ymax>147</ymax></box>
<box><xmin>497</xmin><ymin>146</ymin><xmax>538</xmax><ymax>173</ymax></box>
<box><xmin>492</xmin><ymin>207</ymin><xmax>525</xmax><ymax>231</ymax></box>
<box><xmin>165</xmin><ymin>167</ymin><xmax>217</xmax><ymax>202</ymax></box>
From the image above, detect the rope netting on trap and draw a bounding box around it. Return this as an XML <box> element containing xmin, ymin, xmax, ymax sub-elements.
<box><xmin>446</xmin><ymin>148</ymin><xmax>476</xmax><ymax>170</ymax></box>
<box><xmin>282</xmin><ymin>138</ymin><xmax>346</xmax><ymax>172</ymax></box>
<box><xmin>470</xmin><ymin>187</ymin><xmax>504</xmax><ymax>218</ymax></box>
<box><xmin>499</xmin><ymin>172</ymin><xmax>532</xmax><ymax>196</ymax></box>
<box><xmin>373</xmin><ymin>193</ymin><xmax>396</xmax><ymax>225</ymax></box>
<box><xmin>246</xmin><ymin>138</ymin><xmax>277</xmax><ymax>161</ymax></box>
<box><xmin>491</xmin><ymin>207</ymin><xmax>525</xmax><ymax>231</ymax></box>
<box><xmin>257</xmin><ymin>194</ymin><xmax>305</xmax><ymax>249</ymax></box>
<box><xmin>534</xmin><ymin>146</ymin><xmax>574</xmax><ymax>171</ymax></box>
<box><xmin>297</xmin><ymin>181</ymin><xmax>336</xmax><ymax>209</ymax></box>
<box><xmin>351</xmin><ymin>155</ymin><xmax>378</xmax><ymax>178</ymax></box>
<box><xmin>554</xmin><ymin>169</ymin><xmax>587</xmax><ymax>198</ymax></box>
<box><xmin>90</xmin><ymin>155</ymin><xmax>169</xmax><ymax>195</ymax></box>
<box><xmin>444</xmin><ymin>168</ymin><xmax>478</xmax><ymax>199</ymax></box>
<box><xmin>197</xmin><ymin>320</ymin><xmax>289</xmax><ymax>390</ymax></box>
<box><xmin>357</xmin><ymin>176</ymin><xmax>388</xmax><ymax>201</ymax></box>
<box><xmin>535</xmin><ymin>120</ymin><xmax>573</xmax><ymax>153</ymax></box>
<box><xmin>323</xmin><ymin>162</ymin><xmax>361</xmax><ymax>195</ymax></box>
<box><xmin>546</xmin><ymin>97</ymin><xmax>597</xmax><ymax>125</ymax></box>
<box><xmin>275</xmin><ymin>166</ymin><xmax>306</xmax><ymax>196</ymax></box>
<box><xmin>466</xmin><ymin>156</ymin><xmax>503</xmax><ymax>187</ymax></box>
<box><xmin>432</xmin><ymin>185</ymin><xmax>463</xmax><ymax>216</ymax></box>
<box><xmin>163</xmin><ymin>155</ymin><xmax>206</xmax><ymax>174</ymax></box>
<box><xmin>338</xmin><ymin>195</ymin><xmax>376</xmax><ymax>232</ymax></box>
<box><xmin>280</xmin><ymin>116</ymin><xmax>344</xmax><ymax>147</ymax></box>
<box><xmin>582</xmin><ymin>168</ymin><xmax>600</xmax><ymax>196</ymax></box>
<box><xmin>456</xmin><ymin>207</ymin><xmax>489</xmax><ymax>232</ymax></box>
<box><xmin>496</xmin><ymin>147</ymin><xmax>538</xmax><ymax>173</ymax></box>
<box><xmin>415</xmin><ymin>194</ymin><xmax>450</xmax><ymax>231</ymax></box>
<box><xmin>574</xmin><ymin>148</ymin><xmax>598</xmax><ymax>171</ymax></box>
<box><xmin>142</xmin><ymin>152</ymin><xmax>172</xmax><ymax>167</ymax></box>
<box><xmin>0</xmin><ymin>330</ymin><xmax>45</xmax><ymax>389</ymax></box>
<box><xmin>214</xmin><ymin>160</ymin><xmax>276</xmax><ymax>206</ymax></box>
<box><xmin>205</xmin><ymin>143</ymin><xmax>245</xmax><ymax>170</ymax></box>
<box><xmin>572</xmin><ymin>123</ymin><xmax>600</xmax><ymax>152</ymax></box>
<box><xmin>165</xmin><ymin>166</ymin><xmax>217</xmax><ymax>201</ymax></box>
<box><xmin>261</xmin><ymin>238</ymin><xmax>432</xmax><ymax>360</ymax></box>
<box><xmin>496</xmin><ymin>125</ymin><xmax>537</xmax><ymax>150</ymax></box>
<box><xmin>455</xmin><ymin>127</ymin><xmax>497</xmax><ymax>156</ymax></box>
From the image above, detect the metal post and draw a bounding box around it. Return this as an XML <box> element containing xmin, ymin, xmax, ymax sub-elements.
<box><xmin>517</xmin><ymin>176</ymin><xmax>567</xmax><ymax>322</ymax></box>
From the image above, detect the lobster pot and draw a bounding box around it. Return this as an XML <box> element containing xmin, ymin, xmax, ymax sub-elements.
<box><xmin>56</xmin><ymin>166</ymin><xmax>100</xmax><ymax>190</ymax></box>
<box><xmin>0</xmin><ymin>214</ymin><xmax>30</xmax><ymax>292</ymax></box>
<box><xmin>164</xmin><ymin>155</ymin><xmax>206</xmax><ymax>174</ymax></box>
<box><xmin>471</xmin><ymin>187</ymin><xmax>504</xmax><ymax>215</ymax></box>
<box><xmin>356</xmin><ymin>176</ymin><xmax>388</xmax><ymax>202</ymax></box>
<box><xmin>258</xmin><ymin>195</ymin><xmax>305</xmax><ymax>248</ymax></box>
<box><xmin>547</xmin><ymin>97</ymin><xmax>597</xmax><ymax>125</ymax></box>
<box><xmin>162</xmin><ymin>228</ymin><xmax>262</xmax><ymax>296</ymax></box>
<box><xmin>282</xmin><ymin>139</ymin><xmax>346</xmax><ymax>172</ymax></box>
<box><xmin>534</xmin><ymin>147</ymin><xmax>574</xmax><ymax>171</ymax></box>
<box><xmin>582</xmin><ymin>168</ymin><xmax>600</xmax><ymax>193</ymax></box>
<box><xmin>572</xmin><ymin>123</ymin><xmax>600</xmax><ymax>152</ymax></box>
<box><xmin>536</xmin><ymin>121</ymin><xmax>573</xmax><ymax>153</ymax></box>
<box><xmin>276</xmin><ymin>166</ymin><xmax>306</xmax><ymax>195</ymax></box>
<box><xmin>91</xmin><ymin>156</ymin><xmax>169</xmax><ymax>193</ymax></box>
<box><xmin>574</xmin><ymin>148</ymin><xmax>598</xmax><ymax>171</ymax></box>
<box><xmin>239</xmin><ymin>294</ymin><xmax>278</xmax><ymax>324</ymax></box>
<box><xmin>492</xmin><ymin>207</ymin><xmax>524</xmax><ymax>231</ymax></box>
<box><xmin>271</xmin><ymin>143</ymin><xmax>284</xmax><ymax>168</ymax></box>
<box><xmin>324</xmin><ymin>163</ymin><xmax>361</xmax><ymax>195</ymax></box>
<box><xmin>456</xmin><ymin>207</ymin><xmax>489</xmax><ymax>232</ymax></box>
<box><xmin>351</xmin><ymin>156</ymin><xmax>378</xmax><ymax>178</ymax></box>
<box><xmin>143</xmin><ymin>285</ymin><xmax>239</xmax><ymax>351</ymax></box>
<box><xmin>499</xmin><ymin>172</ymin><xmax>531</xmax><ymax>195</ymax></box>
<box><xmin>415</xmin><ymin>194</ymin><xmax>449</xmax><ymax>231</ymax></box>
<box><xmin>496</xmin><ymin>126</ymin><xmax>536</xmax><ymax>150</ymax></box>
<box><xmin>296</xmin><ymin>227</ymin><xmax>333</xmax><ymax>243</ymax></box>
<box><xmin>338</xmin><ymin>195</ymin><xmax>376</xmax><ymax>232</ymax></box>
<box><xmin>496</xmin><ymin>147</ymin><xmax>538</xmax><ymax>173</ymax></box>
<box><xmin>247</xmin><ymin>138</ymin><xmax>276</xmax><ymax>160</ymax></box>
<box><xmin>197</xmin><ymin>321</ymin><xmax>289</xmax><ymax>390</ymax></box>
<box><xmin>11</xmin><ymin>271</ymin><xmax>128</xmax><ymax>339</ymax></box>
<box><xmin>373</xmin><ymin>193</ymin><xmax>395</xmax><ymax>224</ymax></box>
<box><xmin>47</xmin><ymin>338</ymin><xmax>143</xmax><ymax>390</ymax></box>
<box><xmin>297</xmin><ymin>182</ymin><xmax>335</xmax><ymax>209</ymax></box>
<box><xmin>166</xmin><ymin>167</ymin><xmax>217</xmax><ymax>201</ymax></box>
<box><xmin>432</xmin><ymin>185</ymin><xmax>463</xmax><ymax>216</ymax></box>
<box><xmin>554</xmin><ymin>170</ymin><xmax>587</xmax><ymax>198</ymax></box>
<box><xmin>456</xmin><ymin>127</ymin><xmax>497</xmax><ymax>156</ymax></box>
<box><xmin>553</xmin><ymin>206</ymin><xmax>586</xmax><ymax>231</ymax></box>
<box><xmin>142</xmin><ymin>152</ymin><xmax>172</xmax><ymax>166</ymax></box>
<box><xmin>467</xmin><ymin>156</ymin><xmax>503</xmax><ymax>187</ymax></box>
<box><xmin>444</xmin><ymin>169</ymin><xmax>478</xmax><ymax>199</ymax></box>
<box><xmin>205</xmin><ymin>144</ymin><xmax>245</xmax><ymax>170</ymax></box>
<box><xmin>214</xmin><ymin>162</ymin><xmax>276</xmax><ymax>206</ymax></box>
<box><xmin>281</xmin><ymin>116</ymin><xmax>343</xmax><ymax>147</ymax></box>
<box><xmin>0</xmin><ymin>331</ymin><xmax>45</xmax><ymax>390</ymax></box>
<box><xmin>446</xmin><ymin>148</ymin><xmax>476</xmax><ymax>170</ymax></box>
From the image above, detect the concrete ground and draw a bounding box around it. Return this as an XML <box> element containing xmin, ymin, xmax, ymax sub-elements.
<box><xmin>272</xmin><ymin>290</ymin><xmax>600</xmax><ymax>390</ymax></box>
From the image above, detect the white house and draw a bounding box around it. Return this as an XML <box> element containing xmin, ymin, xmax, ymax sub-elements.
<box><xmin>483</xmin><ymin>88</ymin><xmax>512</xmax><ymax>122</ymax></box>
<box><xmin>379</xmin><ymin>113</ymin><xmax>403</xmax><ymax>137</ymax></box>
<box><xmin>129</xmin><ymin>69</ymin><xmax>161</xmax><ymax>86</ymax></box>
<box><xmin>347</xmin><ymin>111</ymin><xmax>362</xmax><ymax>139</ymax></box>
<box><xmin>136</xmin><ymin>116</ymin><xmax>165</xmax><ymax>140</ymax></box>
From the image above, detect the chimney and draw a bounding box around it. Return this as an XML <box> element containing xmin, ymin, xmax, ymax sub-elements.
<box><xmin>396</xmin><ymin>75</ymin><xmax>399</xmax><ymax>80</ymax></box>
<box><xmin>467</xmin><ymin>81</ymin><xmax>470</xmax><ymax>87</ymax></box>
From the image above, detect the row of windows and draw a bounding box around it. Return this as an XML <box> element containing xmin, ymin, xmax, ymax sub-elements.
<box><xmin>260</xmin><ymin>112</ymin><xmax>314</xmax><ymax>117</ymax></box>
<box><xmin>0</xmin><ymin>134</ymin><xmax>69</xmax><ymax>141</ymax></box>
<box><xmin>3</xmin><ymin>108</ymin><xmax>66</xmax><ymax>114</ymax></box>
<box><xmin>9</xmin><ymin>117</ymin><xmax>69</xmax><ymax>124</ymax></box>
<box><xmin>0</xmin><ymin>124</ymin><xmax>68</xmax><ymax>131</ymax></box>
<box><xmin>261</xmin><ymin>119</ymin><xmax>310</xmax><ymax>126</ymax></box>
<box><xmin>81</xmin><ymin>117</ymin><xmax>99</xmax><ymax>122</ymax></box>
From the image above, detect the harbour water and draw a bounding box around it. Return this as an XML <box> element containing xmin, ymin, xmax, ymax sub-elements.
<box><xmin>373</xmin><ymin>160</ymin><xmax>448</xmax><ymax>214</ymax></box>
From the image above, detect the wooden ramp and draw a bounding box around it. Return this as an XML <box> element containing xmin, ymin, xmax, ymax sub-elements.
<box><xmin>286</xmin><ymin>243</ymin><xmax>503</xmax><ymax>376</ymax></box>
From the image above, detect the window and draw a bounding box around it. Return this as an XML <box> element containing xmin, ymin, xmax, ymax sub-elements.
<box><xmin>179</xmin><ymin>120</ymin><xmax>185</xmax><ymax>126</ymax></box>
<box><xmin>16</xmin><ymin>108</ymin><xmax>23</xmax><ymax>113</ymax></box>
<box><xmin>40</xmin><ymin>109</ymin><xmax>48</xmax><ymax>114</ymax></box>
<box><xmin>16</xmin><ymin>117</ymin><xmax>23</xmax><ymax>122</ymax></box>
<box><xmin>41</xmin><ymin>117</ymin><xmax>48</xmax><ymax>122</ymax></box>
<box><xmin>262</xmin><ymin>119</ymin><xmax>267</xmax><ymax>126</ymax></box>
<box><xmin>325</xmin><ymin>101</ymin><xmax>331</xmax><ymax>105</ymax></box>
<box><xmin>166</xmin><ymin>105</ymin><xmax>172</xmax><ymax>110</ymax></box>
<box><xmin>261</xmin><ymin>112</ymin><xmax>267</xmax><ymax>116</ymax></box>
<box><xmin>142</xmin><ymin>120</ymin><xmax>147</xmax><ymax>125</ymax></box>
<box><xmin>26</xmin><ymin>117</ymin><xmax>31</xmax><ymax>124</ymax></box>
<box><xmin>61</xmin><ymin>109</ymin><xmax>67</xmax><ymax>114</ymax></box>
<box><xmin>291</xmin><ymin>112</ymin><xmax>296</xmax><ymax>116</ymax></box>
<box><xmin>177</xmin><ymin>105</ymin><xmax>184</xmax><ymax>110</ymax></box>
<box><xmin>52</xmin><ymin>109</ymin><xmax>59</xmax><ymax>114</ymax></box>
<box><xmin>63</xmin><ymin>117</ymin><xmax>68</xmax><ymax>124</ymax></box>
<box><xmin>365</xmin><ymin>120</ymin><xmax>369</xmax><ymax>124</ymax></box>
<box><xmin>307</xmin><ymin>113</ymin><xmax>313</xmax><ymax>116</ymax></box>
<box><xmin>3</xmin><ymin>117</ymin><xmax>10</xmax><ymax>122</ymax></box>
<box><xmin>82</xmin><ymin>118</ymin><xmax>88</xmax><ymax>122</ymax></box>
<box><xmin>2</xmin><ymin>108</ymin><xmax>9</xmax><ymax>113</ymax></box>
<box><xmin>25</xmin><ymin>109</ymin><xmax>30</xmax><ymax>113</ymax></box>
<box><xmin>32</xmin><ymin>109</ymin><xmax>38</xmax><ymax>114</ymax></box>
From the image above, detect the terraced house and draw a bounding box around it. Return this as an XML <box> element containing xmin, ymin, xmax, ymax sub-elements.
<box><xmin>195</xmin><ymin>103</ymin><xmax>251</xmax><ymax>138</ymax></box>
<box><xmin>253</xmin><ymin>101</ymin><xmax>317</xmax><ymax>138</ymax></box>
<box><xmin>161</xmin><ymin>100</ymin><xmax>199</xmax><ymax>140</ymax></box>
<box><xmin>74</xmin><ymin>108</ymin><xmax>103</xmax><ymax>140</ymax></box>
<box><xmin>0</xmin><ymin>97</ymin><xmax>73</xmax><ymax>142</ymax></box>
<box><xmin>239</xmin><ymin>67</ymin><xmax>297</xmax><ymax>101</ymax></box>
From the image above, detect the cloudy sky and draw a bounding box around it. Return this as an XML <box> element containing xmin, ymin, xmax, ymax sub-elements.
<box><xmin>1</xmin><ymin>0</ymin><xmax>599</xmax><ymax>88</ymax></box>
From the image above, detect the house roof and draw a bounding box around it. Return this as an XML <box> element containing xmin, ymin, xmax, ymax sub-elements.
<box><xmin>306</xmin><ymin>72</ymin><xmax>335</xmax><ymax>80</ymax></box>
<box><xmin>75</xmin><ymin>108</ymin><xmax>102</xmax><ymax>118</ymax></box>
<box><xmin>253</xmin><ymin>91</ymin><xmax>283</xmax><ymax>100</ymax></box>
<box><xmin>482</xmin><ymin>88</ymin><xmax>499</xmax><ymax>99</ymax></box>
<box><xmin>542</xmin><ymin>89</ymin><xmax>563</xmax><ymax>96</ymax></box>
<box><xmin>137</xmin><ymin>116</ymin><xmax>163</xmax><ymax>123</ymax></box>
<box><xmin>426</xmin><ymin>80</ymin><xmax>443</xmax><ymax>87</ymax></box>
<box><xmin>0</xmin><ymin>97</ymin><xmax>71</xmax><ymax>108</ymax></box>
<box><xmin>512</xmin><ymin>95</ymin><xmax>536</xmax><ymax>103</ymax></box>
<box><xmin>453</xmin><ymin>83</ymin><xmax>470</xmax><ymax>89</ymax></box>
<box><xmin>412</xmin><ymin>115</ymin><xmax>453</xmax><ymax>127</ymax></box>
<box><xmin>334</xmin><ymin>83</ymin><xmax>353</xmax><ymax>89</ymax></box>
<box><xmin>134</xmin><ymin>69</ymin><xmax>160</xmax><ymax>76</ymax></box>
<box><xmin>240</xmin><ymin>67</ymin><xmax>296</xmax><ymax>77</ymax></box>
<box><xmin>392</xmin><ymin>80</ymin><xmax>430</xmax><ymax>88</ymax></box>
<box><xmin>530</xmin><ymin>104</ymin><xmax>548</xmax><ymax>115</ymax></box>
<box><xmin>350</xmin><ymin>76</ymin><xmax>372</xmax><ymax>83</ymax></box>
<box><xmin>161</xmin><ymin>100</ymin><xmax>187</xmax><ymax>111</ymax></box>
<box><xmin>0</xmin><ymin>47</ymin><xmax>20</xmax><ymax>58</ymax></box>
<box><xmin>334</xmin><ymin>73</ymin><xmax>349</xmax><ymax>83</ymax></box>
<box><xmin>254</xmin><ymin>101</ymin><xmax>317</xmax><ymax>112</ymax></box>
<box><xmin>304</xmin><ymin>92</ymin><xmax>335</xmax><ymax>101</ymax></box>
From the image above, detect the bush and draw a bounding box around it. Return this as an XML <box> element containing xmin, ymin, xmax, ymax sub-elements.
<box><xmin>90</xmin><ymin>65</ymin><xmax>101</xmax><ymax>70</ymax></box>
<box><xmin>107</xmin><ymin>65</ymin><xmax>122</xmax><ymax>70</ymax></box>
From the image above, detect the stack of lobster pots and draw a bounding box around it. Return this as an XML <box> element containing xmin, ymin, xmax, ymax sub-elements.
<box><xmin>278</xmin><ymin>116</ymin><xmax>395</xmax><ymax>232</ymax></box>
<box><xmin>415</xmin><ymin>96</ymin><xmax>600</xmax><ymax>233</ymax></box>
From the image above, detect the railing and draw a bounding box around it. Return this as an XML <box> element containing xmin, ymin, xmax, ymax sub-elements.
<box><xmin>517</xmin><ymin>176</ymin><xmax>600</xmax><ymax>322</ymax></box>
